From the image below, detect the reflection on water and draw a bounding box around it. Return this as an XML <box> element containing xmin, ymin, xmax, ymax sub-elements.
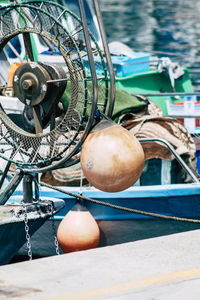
<box><xmin>101</xmin><ymin>0</ymin><xmax>200</xmax><ymax>69</ymax></box>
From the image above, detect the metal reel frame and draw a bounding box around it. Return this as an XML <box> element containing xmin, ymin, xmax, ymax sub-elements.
<box><xmin>0</xmin><ymin>1</ymin><xmax>115</xmax><ymax>174</ymax></box>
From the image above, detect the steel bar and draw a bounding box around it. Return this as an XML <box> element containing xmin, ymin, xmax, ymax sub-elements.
<box><xmin>0</xmin><ymin>160</ymin><xmax>11</xmax><ymax>190</ymax></box>
<box><xmin>164</xmin><ymin>115</ymin><xmax>200</xmax><ymax>118</ymax></box>
<box><xmin>0</xmin><ymin>170</ymin><xmax>24</xmax><ymax>205</ymax></box>
<box><xmin>93</xmin><ymin>0</ymin><xmax>116</xmax><ymax>117</ymax></box>
<box><xmin>139</xmin><ymin>137</ymin><xmax>199</xmax><ymax>183</ymax></box>
<box><xmin>78</xmin><ymin>0</ymin><xmax>98</xmax><ymax>132</ymax></box>
<box><xmin>132</xmin><ymin>92</ymin><xmax>200</xmax><ymax>97</ymax></box>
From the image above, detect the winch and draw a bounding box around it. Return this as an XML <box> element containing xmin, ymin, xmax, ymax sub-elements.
<box><xmin>0</xmin><ymin>0</ymin><xmax>115</xmax><ymax>172</ymax></box>
<box><xmin>0</xmin><ymin>0</ymin><xmax>115</xmax><ymax>205</ymax></box>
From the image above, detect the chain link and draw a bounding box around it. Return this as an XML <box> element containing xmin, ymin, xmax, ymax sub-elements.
<box><xmin>50</xmin><ymin>201</ymin><xmax>60</xmax><ymax>255</ymax></box>
<box><xmin>21</xmin><ymin>201</ymin><xmax>32</xmax><ymax>261</ymax></box>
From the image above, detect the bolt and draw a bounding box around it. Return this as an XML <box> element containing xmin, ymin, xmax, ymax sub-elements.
<box><xmin>22</xmin><ymin>79</ymin><xmax>33</xmax><ymax>90</ymax></box>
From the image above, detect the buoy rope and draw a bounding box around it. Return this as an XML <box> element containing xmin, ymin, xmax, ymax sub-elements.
<box><xmin>79</xmin><ymin>169</ymin><xmax>84</xmax><ymax>195</ymax></box>
<box><xmin>40</xmin><ymin>182</ymin><xmax>200</xmax><ymax>224</ymax></box>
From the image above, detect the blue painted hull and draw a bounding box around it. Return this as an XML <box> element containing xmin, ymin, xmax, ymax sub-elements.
<box><xmin>18</xmin><ymin>183</ymin><xmax>200</xmax><ymax>221</ymax></box>
<box><xmin>0</xmin><ymin>197</ymin><xmax>65</xmax><ymax>265</ymax></box>
<box><xmin>15</xmin><ymin>183</ymin><xmax>200</xmax><ymax>258</ymax></box>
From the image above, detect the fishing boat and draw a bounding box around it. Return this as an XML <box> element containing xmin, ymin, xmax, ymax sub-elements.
<box><xmin>0</xmin><ymin>195</ymin><xmax>64</xmax><ymax>264</ymax></box>
<box><xmin>0</xmin><ymin>0</ymin><xmax>199</xmax><ymax>261</ymax></box>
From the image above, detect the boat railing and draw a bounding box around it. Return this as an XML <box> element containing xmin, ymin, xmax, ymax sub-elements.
<box><xmin>131</xmin><ymin>91</ymin><xmax>200</xmax><ymax>118</ymax></box>
<box><xmin>139</xmin><ymin>137</ymin><xmax>199</xmax><ymax>184</ymax></box>
<box><xmin>132</xmin><ymin>92</ymin><xmax>200</xmax><ymax>97</ymax></box>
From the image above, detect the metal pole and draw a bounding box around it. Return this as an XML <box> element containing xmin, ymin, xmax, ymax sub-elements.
<box><xmin>0</xmin><ymin>170</ymin><xmax>24</xmax><ymax>205</ymax></box>
<box><xmin>78</xmin><ymin>0</ymin><xmax>98</xmax><ymax>130</ymax></box>
<box><xmin>23</xmin><ymin>174</ymin><xmax>33</xmax><ymax>203</ymax></box>
<box><xmin>92</xmin><ymin>0</ymin><xmax>116</xmax><ymax>117</ymax></box>
<box><xmin>139</xmin><ymin>137</ymin><xmax>199</xmax><ymax>183</ymax></box>
<box><xmin>132</xmin><ymin>92</ymin><xmax>200</xmax><ymax>97</ymax></box>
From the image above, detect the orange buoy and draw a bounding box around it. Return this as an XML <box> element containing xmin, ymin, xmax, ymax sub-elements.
<box><xmin>80</xmin><ymin>120</ymin><xmax>145</xmax><ymax>192</ymax></box>
<box><xmin>57</xmin><ymin>199</ymin><xmax>100</xmax><ymax>253</ymax></box>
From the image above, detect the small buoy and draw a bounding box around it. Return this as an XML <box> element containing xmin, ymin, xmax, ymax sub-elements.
<box><xmin>57</xmin><ymin>198</ymin><xmax>100</xmax><ymax>253</ymax></box>
<box><xmin>80</xmin><ymin>120</ymin><xmax>145</xmax><ymax>192</ymax></box>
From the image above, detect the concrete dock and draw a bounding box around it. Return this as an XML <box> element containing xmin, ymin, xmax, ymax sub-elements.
<box><xmin>1</xmin><ymin>229</ymin><xmax>200</xmax><ymax>299</ymax></box>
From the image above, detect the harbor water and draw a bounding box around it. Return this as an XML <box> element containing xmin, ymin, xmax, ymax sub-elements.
<box><xmin>101</xmin><ymin>0</ymin><xmax>200</xmax><ymax>78</ymax></box>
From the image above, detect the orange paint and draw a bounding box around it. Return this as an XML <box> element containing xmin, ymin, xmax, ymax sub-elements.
<box><xmin>7</xmin><ymin>63</ymin><xmax>23</xmax><ymax>96</ymax></box>
<box><xmin>57</xmin><ymin>201</ymin><xmax>100</xmax><ymax>253</ymax></box>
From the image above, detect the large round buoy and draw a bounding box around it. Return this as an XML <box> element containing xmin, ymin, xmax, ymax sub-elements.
<box><xmin>80</xmin><ymin>120</ymin><xmax>144</xmax><ymax>192</ymax></box>
<box><xmin>57</xmin><ymin>199</ymin><xmax>100</xmax><ymax>253</ymax></box>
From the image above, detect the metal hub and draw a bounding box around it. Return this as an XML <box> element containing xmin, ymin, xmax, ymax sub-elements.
<box><xmin>13</xmin><ymin>62</ymin><xmax>51</xmax><ymax>106</ymax></box>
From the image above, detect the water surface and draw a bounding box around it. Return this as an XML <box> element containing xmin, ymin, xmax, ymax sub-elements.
<box><xmin>101</xmin><ymin>0</ymin><xmax>200</xmax><ymax>70</ymax></box>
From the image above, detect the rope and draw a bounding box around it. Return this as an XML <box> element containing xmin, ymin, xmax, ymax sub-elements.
<box><xmin>79</xmin><ymin>169</ymin><xmax>83</xmax><ymax>195</ymax></box>
<box><xmin>40</xmin><ymin>182</ymin><xmax>200</xmax><ymax>224</ymax></box>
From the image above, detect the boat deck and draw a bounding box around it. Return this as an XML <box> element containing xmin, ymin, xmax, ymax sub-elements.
<box><xmin>0</xmin><ymin>229</ymin><xmax>200</xmax><ymax>299</ymax></box>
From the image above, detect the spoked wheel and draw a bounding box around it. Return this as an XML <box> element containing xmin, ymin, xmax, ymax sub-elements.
<box><xmin>0</xmin><ymin>1</ymin><xmax>114</xmax><ymax>173</ymax></box>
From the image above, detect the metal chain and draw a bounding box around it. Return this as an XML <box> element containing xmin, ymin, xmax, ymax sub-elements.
<box><xmin>50</xmin><ymin>201</ymin><xmax>60</xmax><ymax>255</ymax></box>
<box><xmin>21</xmin><ymin>201</ymin><xmax>32</xmax><ymax>261</ymax></box>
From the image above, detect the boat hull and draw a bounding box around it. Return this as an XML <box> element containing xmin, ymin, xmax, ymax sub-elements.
<box><xmin>0</xmin><ymin>197</ymin><xmax>65</xmax><ymax>265</ymax></box>
<box><xmin>114</xmin><ymin>69</ymin><xmax>194</xmax><ymax>114</ymax></box>
<box><xmin>15</xmin><ymin>183</ymin><xmax>200</xmax><ymax>257</ymax></box>
<box><xmin>17</xmin><ymin>217</ymin><xmax>200</xmax><ymax>258</ymax></box>
<box><xmin>0</xmin><ymin>218</ymin><xmax>47</xmax><ymax>265</ymax></box>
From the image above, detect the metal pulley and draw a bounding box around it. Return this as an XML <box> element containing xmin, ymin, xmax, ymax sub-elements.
<box><xmin>12</xmin><ymin>62</ymin><xmax>67</xmax><ymax>132</ymax></box>
<box><xmin>13</xmin><ymin>62</ymin><xmax>66</xmax><ymax>106</ymax></box>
